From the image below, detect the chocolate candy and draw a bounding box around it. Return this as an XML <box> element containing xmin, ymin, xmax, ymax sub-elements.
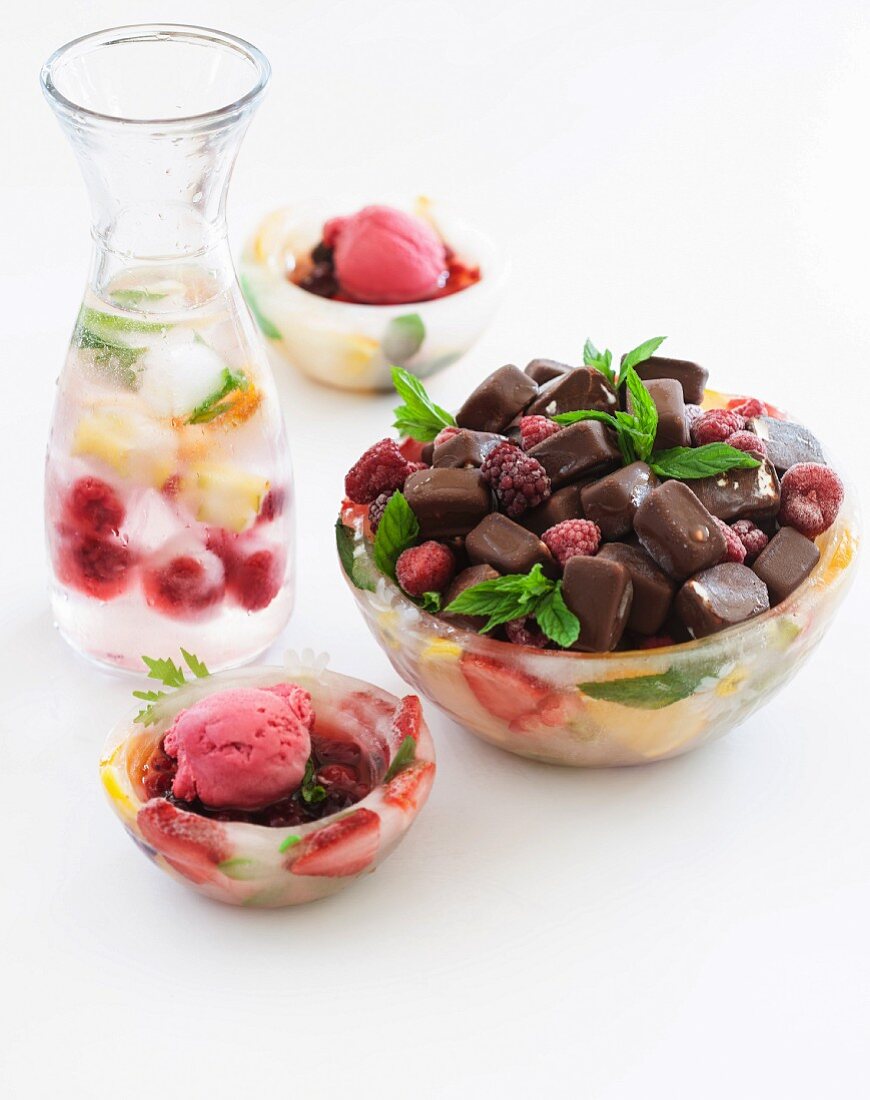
<box><xmin>675</xmin><ymin>562</ymin><xmax>770</xmax><ymax>638</ymax></box>
<box><xmin>441</xmin><ymin>564</ymin><xmax>500</xmax><ymax>630</ymax></box>
<box><xmin>465</xmin><ymin>513</ymin><xmax>558</xmax><ymax>578</ymax></box>
<box><xmin>598</xmin><ymin>542</ymin><xmax>675</xmax><ymax>635</ymax></box>
<box><xmin>433</xmin><ymin>429</ymin><xmax>505</xmax><ymax>469</ymax></box>
<box><xmin>628</xmin><ymin>355</ymin><xmax>709</xmax><ymax>404</ymax></box>
<box><xmin>519</xmin><ymin>483</ymin><xmax>585</xmax><ymax>537</ymax></box>
<box><xmin>528</xmin><ymin>421</ymin><xmax>621</xmax><ymax>489</ymax></box>
<box><xmin>751</xmin><ymin>526</ymin><xmax>820</xmax><ymax>605</ymax></box>
<box><xmin>748</xmin><ymin>416</ymin><xmax>825</xmax><ymax>475</ymax></box>
<box><xmin>526</xmin><ymin>366</ymin><xmax>618</xmax><ymax>418</ymax></box>
<box><xmin>456</xmin><ymin>365</ymin><xmax>538</xmax><ymax>433</ymax></box>
<box><xmin>634</xmin><ymin>480</ymin><xmax>727</xmax><ymax>580</ymax></box>
<box><xmin>404</xmin><ymin>468</ymin><xmax>492</xmax><ymax>539</ymax></box>
<box><xmin>627</xmin><ymin>377</ymin><xmax>689</xmax><ymax>451</ymax></box>
<box><xmin>524</xmin><ymin>358</ymin><xmax>571</xmax><ymax>385</ymax></box>
<box><xmin>687</xmin><ymin>457</ymin><xmax>780</xmax><ymax>522</ymax></box>
<box><xmin>562</xmin><ymin>556</ymin><xmax>634</xmax><ymax>652</ymax></box>
<box><xmin>580</xmin><ymin>462</ymin><xmax>659</xmax><ymax>539</ymax></box>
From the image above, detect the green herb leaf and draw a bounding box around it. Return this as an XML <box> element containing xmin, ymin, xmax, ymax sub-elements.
<box><xmin>650</xmin><ymin>443</ymin><xmax>761</xmax><ymax>480</ymax></box>
<box><xmin>391</xmin><ymin>366</ymin><xmax>456</xmax><ymax>442</ymax></box>
<box><xmin>420</xmin><ymin>591</ymin><xmax>442</xmax><ymax>613</ymax></box>
<box><xmin>552</xmin><ymin>409</ymin><xmax>619</xmax><ymax>429</ymax></box>
<box><xmin>78</xmin><ymin>306</ymin><xmax>167</xmax><ymax>337</ymax></box>
<box><xmin>583</xmin><ymin>338</ymin><xmax>615</xmax><ymax>385</ymax></box>
<box><xmin>133</xmin><ymin>651</ymin><xmax>209</xmax><ymax>724</ymax></box>
<box><xmin>384</xmin><ymin>735</ymin><xmax>418</xmax><ymax>782</ymax></box>
<box><xmin>300</xmin><ymin>757</ymin><xmax>327</xmax><ymax>804</ymax></box>
<box><xmin>74</xmin><ymin>315</ymin><xmax>148</xmax><ymax>389</ymax></box>
<box><xmin>278</xmin><ymin>834</ymin><xmax>301</xmax><ymax>853</ymax></box>
<box><xmin>335</xmin><ymin>518</ymin><xmax>379</xmax><ymax>592</ymax></box>
<box><xmin>617</xmin><ymin>335</ymin><xmax>667</xmax><ymax>387</ymax></box>
<box><xmin>132</xmin><ymin>689</ymin><xmax>167</xmax><ymax>726</ymax></box>
<box><xmin>382</xmin><ymin>313</ymin><xmax>426</xmax><ymax>364</ymax></box>
<box><xmin>186</xmin><ymin>367</ymin><xmax>249</xmax><ymax>425</ymax></box>
<box><xmin>578</xmin><ymin>662</ymin><xmax>720</xmax><ymax>710</ymax></box>
<box><xmin>535</xmin><ymin>582</ymin><xmax>580</xmax><ymax>647</ymax></box>
<box><xmin>217</xmin><ymin>858</ymin><xmax>260</xmax><ymax>880</ymax></box>
<box><xmin>443</xmin><ymin>563</ymin><xmax>554</xmax><ymax>633</ymax></box>
<box><xmin>622</xmin><ymin>367</ymin><xmax>659</xmax><ymax>462</ymax></box>
<box><xmin>180</xmin><ymin>649</ymin><xmax>210</xmax><ymax>679</ymax></box>
<box><xmin>142</xmin><ymin>655</ymin><xmax>186</xmax><ymax>688</ymax></box>
<box><xmin>110</xmin><ymin>288</ymin><xmax>170</xmax><ymax>307</ymax></box>
<box><xmin>240</xmin><ymin>274</ymin><xmax>281</xmax><ymax>339</ymax></box>
<box><xmin>373</xmin><ymin>492</ymin><xmax>420</xmax><ymax>580</ymax></box>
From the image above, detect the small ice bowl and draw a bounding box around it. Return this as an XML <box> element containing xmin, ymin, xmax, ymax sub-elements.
<box><xmin>239</xmin><ymin>196</ymin><xmax>508</xmax><ymax>392</ymax></box>
<box><xmin>100</xmin><ymin>660</ymin><xmax>436</xmax><ymax>906</ymax></box>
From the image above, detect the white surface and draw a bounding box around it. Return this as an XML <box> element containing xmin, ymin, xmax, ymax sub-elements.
<box><xmin>2</xmin><ymin>2</ymin><xmax>868</xmax><ymax>1097</ymax></box>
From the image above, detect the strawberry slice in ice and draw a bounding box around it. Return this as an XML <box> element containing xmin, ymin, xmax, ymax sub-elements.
<box><xmin>382</xmin><ymin>760</ymin><xmax>435</xmax><ymax>813</ymax></box>
<box><xmin>460</xmin><ymin>654</ymin><xmax>552</xmax><ymax>723</ymax></box>
<box><xmin>137</xmin><ymin>798</ymin><xmax>230</xmax><ymax>885</ymax></box>
<box><xmin>389</xmin><ymin>695</ymin><xmax>423</xmax><ymax>750</ymax></box>
<box><xmin>289</xmin><ymin>807</ymin><xmax>381</xmax><ymax>877</ymax></box>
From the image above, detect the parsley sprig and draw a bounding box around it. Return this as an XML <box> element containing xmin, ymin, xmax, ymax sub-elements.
<box><xmin>391</xmin><ymin>366</ymin><xmax>456</xmax><ymax>442</ymax></box>
<box><xmin>133</xmin><ymin>650</ymin><xmax>210</xmax><ymax>725</ymax></box>
<box><xmin>443</xmin><ymin>563</ymin><xmax>580</xmax><ymax>647</ymax></box>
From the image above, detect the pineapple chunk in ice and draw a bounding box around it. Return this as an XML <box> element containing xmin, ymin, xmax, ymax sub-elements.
<box><xmin>183</xmin><ymin>461</ymin><xmax>269</xmax><ymax>533</ymax></box>
<box><xmin>138</xmin><ymin>340</ymin><xmax>228</xmax><ymax>419</ymax></box>
<box><xmin>72</xmin><ymin>408</ymin><xmax>176</xmax><ymax>487</ymax></box>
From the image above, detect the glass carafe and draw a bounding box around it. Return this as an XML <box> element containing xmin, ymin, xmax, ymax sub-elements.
<box><xmin>40</xmin><ymin>25</ymin><xmax>294</xmax><ymax>672</ymax></box>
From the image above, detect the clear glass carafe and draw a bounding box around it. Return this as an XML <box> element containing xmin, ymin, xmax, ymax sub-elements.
<box><xmin>40</xmin><ymin>26</ymin><xmax>294</xmax><ymax>671</ymax></box>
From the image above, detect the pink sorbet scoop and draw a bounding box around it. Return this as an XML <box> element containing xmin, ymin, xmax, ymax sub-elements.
<box><xmin>323</xmin><ymin>205</ymin><xmax>448</xmax><ymax>305</ymax></box>
<box><xmin>164</xmin><ymin>684</ymin><xmax>314</xmax><ymax>810</ymax></box>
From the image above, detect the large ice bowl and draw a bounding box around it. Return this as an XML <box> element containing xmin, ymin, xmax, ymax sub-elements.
<box><xmin>100</xmin><ymin>661</ymin><xmax>436</xmax><ymax>906</ymax></box>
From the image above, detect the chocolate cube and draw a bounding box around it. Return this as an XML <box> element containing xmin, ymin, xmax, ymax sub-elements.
<box><xmin>441</xmin><ymin>564</ymin><xmax>500</xmax><ymax>630</ymax></box>
<box><xmin>748</xmin><ymin>416</ymin><xmax>826</xmax><ymax>475</ymax></box>
<box><xmin>526</xmin><ymin>366</ymin><xmax>618</xmax><ymax>418</ymax></box>
<box><xmin>687</xmin><ymin>458</ymin><xmax>780</xmax><ymax>523</ymax></box>
<box><xmin>456</xmin><ymin>365</ymin><xmax>538</xmax><ymax>433</ymax></box>
<box><xmin>519</xmin><ymin>482</ymin><xmax>586</xmax><ymax>537</ymax></box>
<box><xmin>404</xmin><ymin>468</ymin><xmax>492</xmax><ymax>539</ymax></box>
<box><xmin>528</xmin><ymin>420</ymin><xmax>621</xmax><ymax>488</ymax></box>
<box><xmin>675</xmin><ymin>562</ymin><xmax>770</xmax><ymax>638</ymax></box>
<box><xmin>634</xmin><ymin>480</ymin><xmax>727</xmax><ymax>580</ymax></box>
<box><xmin>433</xmin><ymin>429</ymin><xmax>505</xmax><ymax>469</ymax></box>
<box><xmin>524</xmin><ymin>358</ymin><xmax>572</xmax><ymax>385</ymax></box>
<box><xmin>562</xmin><ymin>556</ymin><xmax>634</xmax><ymax>652</ymax></box>
<box><xmin>598</xmin><ymin>542</ymin><xmax>675</xmax><ymax>635</ymax></box>
<box><xmin>627</xmin><ymin>355</ymin><xmax>709</xmax><ymax>404</ymax></box>
<box><xmin>580</xmin><ymin>462</ymin><xmax>659</xmax><ymax>539</ymax></box>
<box><xmin>465</xmin><ymin>513</ymin><xmax>558</xmax><ymax>578</ymax></box>
<box><xmin>751</xmin><ymin>526</ymin><xmax>820</xmax><ymax>605</ymax></box>
<box><xmin>627</xmin><ymin>377</ymin><xmax>689</xmax><ymax>450</ymax></box>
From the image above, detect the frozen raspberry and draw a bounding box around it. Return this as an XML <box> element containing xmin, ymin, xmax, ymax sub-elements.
<box><xmin>161</xmin><ymin>474</ymin><xmax>182</xmax><ymax>500</ymax></box>
<box><xmin>257</xmin><ymin>487</ymin><xmax>285</xmax><ymax>525</ymax></box>
<box><xmin>725</xmin><ymin>430</ymin><xmax>766</xmax><ymax>458</ymax></box>
<box><xmin>143</xmin><ymin>549</ymin><xmax>225</xmax><ymax>620</ymax></box>
<box><xmin>368</xmin><ymin>491</ymin><xmax>393</xmax><ymax>534</ymax></box>
<box><xmin>731</xmin><ymin>519</ymin><xmax>769</xmax><ymax>562</ymax></box>
<box><xmin>778</xmin><ymin>462</ymin><xmax>844</xmax><ymax>538</ymax></box>
<box><xmin>228</xmin><ymin>547</ymin><xmax>284</xmax><ymax>611</ymax></box>
<box><xmin>519</xmin><ymin>415</ymin><xmax>560</xmax><ymax>451</ymax></box>
<box><xmin>727</xmin><ymin>396</ymin><xmax>767</xmax><ymax>419</ymax></box>
<box><xmin>434</xmin><ymin>426</ymin><xmax>461</xmax><ymax>446</ymax></box>
<box><xmin>691</xmin><ymin>408</ymin><xmax>746</xmax><ymax>446</ymax></box>
<box><xmin>57</xmin><ymin>534</ymin><xmax>135</xmax><ymax>599</ymax></box>
<box><xmin>64</xmin><ymin>477</ymin><xmax>125</xmax><ymax>536</ymax></box>
<box><xmin>541</xmin><ymin>519</ymin><xmax>601</xmax><ymax>567</ymax></box>
<box><xmin>344</xmin><ymin>438</ymin><xmax>412</xmax><ymax>505</ymax></box>
<box><xmin>395</xmin><ymin>541</ymin><xmax>456</xmax><ymax>597</ymax></box>
<box><xmin>481</xmin><ymin>441</ymin><xmax>551</xmax><ymax>518</ymax></box>
<box><xmin>406</xmin><ymin>460</ymin><xmax>428</xmax><ymax>474</ymax></box>
<box><xmin>504</xmin><ymin>617</ymin><xmax>549</xmax><ymax>648</ymax></box>
<box><xmin>713</xmin><ymin>517</ymin><xmax>747</xmax><ymax>564</ymax></box>
<box><xmin>685</xmin><ymin>404</ymin><xmax>704</xmax><ymax>429</ymax></box>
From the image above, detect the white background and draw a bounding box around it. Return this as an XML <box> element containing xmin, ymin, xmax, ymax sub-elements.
<box><xmin>2</xmin><ymin>2</ymin><xmax>868</xmax><ymax>1097</ymax></box>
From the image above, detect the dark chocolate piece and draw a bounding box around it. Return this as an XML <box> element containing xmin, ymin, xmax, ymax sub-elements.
<box><xmin>598</xmin><ymin>542</ymin><xmax>675</xmax><ymax>635</ymax></box>
<box><xmin>465</xmin><ymin>513</ymin><xmax>558</xmax><ymax>578</ymax></box>
<box><xmin>751</xmin><ymin>526</ymin><xmax>820</xmax><ymax>605</ymax></box>
<box><xmin>748</xmin><ymin>416</ymin><xmax>826</xmax><ymax>475</ymax></box>
<box><xmin>433</xmin><ymin>430</ymin><xmax>505</xmax><ymax>469</ymax></box>
<box><xmin>528</xmin><ymin>421</ymin><xmax>621</xmax><ymax>489</ymax></box>
<box><xmin>675</xmin><ymin>563</ymin><xmax>769</xmax><ymax>638</ymax></box>
<box><xmin>519</xmin><ymin>483</ymin><xmax>586</xmax><ymax>537</ymax></box>
<box><xmin>404</xmin><ymin>468</ymin><xmax>492</xmax><ymax>539</ymax></box>
<box><xmin>562</xmin><ymin>556</ymin><xmax>633</xmax><ymax>652</ymax></box>
<box><xmin>580</xmin><ymin>462</ymin><xmax>659</xmax><ymax>540</ymax></box>
<box><xmin>526</xmin><ymin>366</ymin><xmax>618</xmax><ymax>418</ymax></box>
<box><xmin>634</xmin><ymin>480</ymin><xmax>727</xmax><ymax>580</ymax></box>
<box><xmin>455</xmin><ymin>365</ymin><xmax>538</xmax><ymax>433</ymax></box>
<box><xmin>626</xmin><ymin>355</ymin><xmax>709</xmax><ymax>404</ymax></box>
<box><xmin>441</xmin><ymin>564</ymin><xmax>500</xmax><ymax>630</ymax></box>
<box><xmin>524</xmin><ymin>358</ymin><xmax>572</xmax><ymax>385</ymax></box>
<box><xmin>687</xmin><ymin>458</ymin><xmax>780</xmax><ymax>523</ymax></box>
<box><xmin>627</xmin><ymin>377</ymin><xmax>689</xmax><ymax>451</ymax></box>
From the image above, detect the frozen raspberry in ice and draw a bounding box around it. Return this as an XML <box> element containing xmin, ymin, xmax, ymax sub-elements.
<box><xmin>228</xmin><ymin>545</ymin><xmax>285</xmax><ymax>611</ymax></box>
<box><xmin>57</xmin><ymin>533</ymin><xmax>135</xmax><ymax>599</ymax></box>
<box><xmin>778</xmin><ymin>462</ymin><xmax>844</xmax><ymax>538</ymax></box>
<box><xmin>64</xmin><ymin>477</ymin><xmax>125</xmax><ymax>536</ymax></box>
<box><xmin>142</xmin><ymin>536</ymin><xmax>225</xmax><ymax>620</ymax></box>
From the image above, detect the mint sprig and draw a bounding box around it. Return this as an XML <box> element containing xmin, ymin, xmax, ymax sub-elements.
<box><xmin>391</xmin><ymin>366</ymin><xmax>456</xmax><ymax>442</ymax></box>
<box><xmin>583</xmin><ymin>338</ymin><xmax>615</xmax><ymax>385</ymax></box>
<box><xmin>618</xmin><ymin>335</ymin><xmax>667</xmax><ymax>387</ymax></box>
<box><xmin>420</xmin><ymin>591</ymin><xmax>442</xmax><ymax>613</ymax></box>
<box><xmin>373</xmin><ymin>491</ymin><xmax>420</xmax><ymax>579</ymax></box>
<box><xmin>553</xmin><ymin>365</ymin><xmax>659</xmax><ymax>464</ymax></box>
<box><xmin>650</xmin><ymin>443</ymin><xmax>761</xmax><ymax>480</ymax></box>
<box><xmin>300</xmin><ymin>757</ymin><xmax>327</xmax><ymax>804</ymax></box>
<box><xmin>133</xmin><ymin>650</ymin><xmax>210</xmax><ymax>725</ymax></box>
<box><xmin>443</xmin><ymin>564</ymin><xmax>580</xmax><ymax>647</ymax></box>
<box><xmin>187</xmin><ymin>367</ymin><xmax>249</xmax><ymax>424</ymax></box>
<box><xmin>384</xmin><ymin>735</ymin><xmax>417</xmax><ymax>782</ymax></box>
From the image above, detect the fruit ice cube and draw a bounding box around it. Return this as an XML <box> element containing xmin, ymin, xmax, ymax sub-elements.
<box><xmin>72</xmin><ymin>408</ymin><xmax>176</xmax><ymax>487</ymax></box>
<box><xmin>138</xmin><ymin>340</ymin><xmax>228</xmax><ymax>419</ymax></box>
<box><xmin>120</xmin><ymin>487</ymin><xmax>188</xmax><ymax>553</ymax></box>
<box><xmin>183</xmin><ymin>462</ymin><xmax>270</xmax><ymax>533</ymax></box>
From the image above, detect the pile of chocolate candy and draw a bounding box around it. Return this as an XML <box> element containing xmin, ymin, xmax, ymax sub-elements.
<box><xmin>340</xmin><ymin>341</ymin><xmax>844</xmax><ymax>652</ymax></box>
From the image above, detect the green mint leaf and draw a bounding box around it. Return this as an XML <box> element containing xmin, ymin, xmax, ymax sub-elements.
<box><xmin>110</xmin><ymin>288</ymin><xmax>170</xmax><ymax>307</ymax></box>
<box><xmin>384</xmin><ymin>735</ymin><xmax>418</xmax><ymax>782</ymax></box>
<box><xmin>443</xmin><ymin>563</ymin><xmax>555</xmax><ymax>632</ymax></box>
<box><xmin>650</xmin><ymin>443</ymin><xmax>761</xmax><ymax>480</ymax></box>
<box><xmin>300</xmin><ymin>757</ymin><xmax>327</xmax><ymax>804</ymax></box>
<box><xmin>583</xmin><ymin>338</ymin><xmax>616</xmax><ymax>385</ymax></box>
<box><xmin>618</xmin><ymin>335</ymin><xmax>667</xmax><ymax>387</ymax></box>
<box><xmin>578</xmin><ymin>661</ymin><xmax>720</xmax><ymax>710</ymax></box>
<box><xmin>278</xmin><ymin>834</ymin><xmax>301</xmax><ymax>853</ymax></box>
<box><xmin>335</xmin><ymin>518</ymin><xmax>379</xmax><ymax>592</ymax></box>
<box><xmin>240</xmin><ymin>274</ymin><xmax>281</xmax><ymax>339</ymax></box>
<box><xmin>78</xmin><ymin>306</ymin><xmax>167</xmax><ymax>337</ymax></box>
<box><xmin>142</xmin><ymin>655</ymin><xmax>186</xmax><ymax>688</ymax></box>
<box><xmin>186</xmin><ymin>367</ymin><xmax>248</xmax><ymax>425</ymax></box>
<box><xmin>373</xmin><ymin>492</ymin><xmax>420</xmax><ymax>580</ymax></box>
<box><xmin>391</xmin><ymin>366</ymin><xmax>456</xmax><ymax>442</ymax></box>
<box><xmin>180</xmin><ymin>649</ymin><xmax>210</xmax><ymax>679</ymax></box>
<box><xmin>622</xmin><ymin>367</ymin><xmax>658</xmax><ymax>462</ymax></box>
<box><xmin>535</xmin><ymin>582</ymin><xmax>580</xmax><ymax>647</ymax></box>
<box><xmin>552</xmin><ymin>409</ymin><xmax>619</xmax><ymax>429</ymax></box>
<box><xmin>420</xmin><ymin>591</ymin><xmax>442</xmax><ymax>613</ymax></box>
<box><xmin>382</xmin><ymin>314</ymin><xmax>426</xmax><ymax>364</ymax></box>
